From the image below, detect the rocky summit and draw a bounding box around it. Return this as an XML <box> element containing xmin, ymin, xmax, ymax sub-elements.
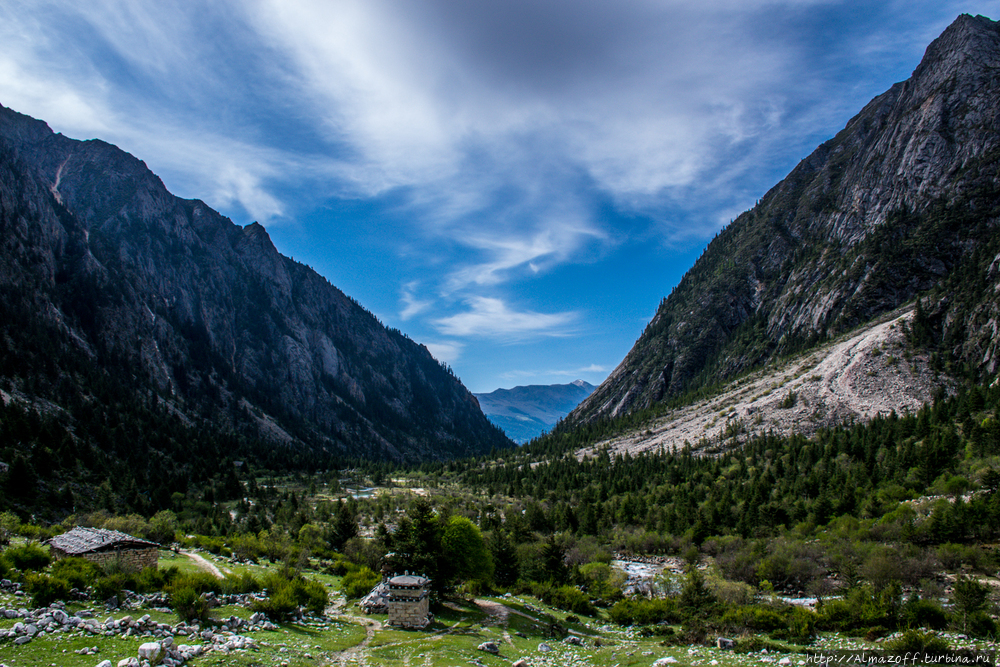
<box><xmin>0</xmin><ymin>104</ymin><xmax>511</xmax><ymax>465</ymax></box>
<box><xmin>569</xmin><ymin>14</ymin><xmax>1000</xmax><ymax>429</ymax></box>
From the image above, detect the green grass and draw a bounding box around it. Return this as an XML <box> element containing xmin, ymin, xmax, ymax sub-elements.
<box><xmin>158</xmin><ymin>550</ymin><xmax>206</xmax><ymax>576</ymax></box>
<box><xmin>2</xmin><ymin>581</ymin><xmax>994</xmax><ymax>667</ymax></box>
<box><xmin>0</xmin><ymin>632</ymin><xmax>168</xmax><ymax>667</ymax></box>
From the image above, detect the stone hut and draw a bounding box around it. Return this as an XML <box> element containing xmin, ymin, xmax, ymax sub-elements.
<box><xmin>46</xmin><ymin>527</ymin><xmax>159</xmax><ymax>571</ymax></box>
<box><xmin>386</xmin><ymin>573</ymin><xmax>431</xmax><ymax>629</ymax></box>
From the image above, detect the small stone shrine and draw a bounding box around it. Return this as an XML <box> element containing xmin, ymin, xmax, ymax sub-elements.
<box><xmin>386</xmin><ymin>572</ymin><xmax>431</xmax><ymax>629</ymax></box>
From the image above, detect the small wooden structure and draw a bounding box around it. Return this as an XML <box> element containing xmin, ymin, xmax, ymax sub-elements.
<box><xmin>46</xmin><ymin>527</ymin><xmax>159</xmax><ymax>571</ymax></box>
<box><xmin>386</xmin><ymin>572</ymin><xmax>431</xmax><ymax>628</ymax></box>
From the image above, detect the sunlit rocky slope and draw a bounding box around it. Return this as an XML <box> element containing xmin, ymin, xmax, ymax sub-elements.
<box><xmin>577</xmin><ymin>306</ymin><xmax>956</xmax><ymax>457</ymax></box>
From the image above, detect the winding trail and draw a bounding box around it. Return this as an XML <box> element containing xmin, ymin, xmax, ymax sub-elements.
<box><xmin>180</xmin><ymin>550</ymin><xmax>228</xmax><ymax>579</ymax></box>
<box><xmin>334</xmin><ymin>616</ymin><xmax>380</xmax><ymax>667</ymax></box>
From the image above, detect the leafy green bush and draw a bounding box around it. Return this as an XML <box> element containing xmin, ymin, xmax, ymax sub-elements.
<box><xmin>779</xmin><ymin>606</ymin><xmax>817</xmax><ymax>642</ymax></box>
<box><xmin>230</xmin><ymin>533</ymin><xmax>264</xmax><ymax>563</ymax></box>
<box><xmin>884</xmin><ymin>630</ymin><xmax>950</xmax><ymax>655</ymax></box>
<box><xmin>608</xmin><ymin>597</ymin><xmax>681</xmax><ymax>626</ymax></box>
<box><xmin>579</xmin><ymin>562</ymin><xmax>625</xmax><ymax>604</ymax></box>
<box><xmin>2</xmin><ymin>543</ymin><xmax>51</xmax><ymax>571</ymax></box>
<box><xmin>538</xmin><ymin>584</ymin><xmax>595</xmax><ymax>616</ymax></box>
<box><xmin>134</xmin><ymin>565</ymin><xmax>179</xmax><ymax>593</ymax></box>
<box><xmin>900</xmin><ymin>595</ymin><xmax>949</xmax><ymax>630</ymax></box>
<box><xmin>297</xmin><ymin>578</ymin><xmax>328</xmax><ymax>614</ymax></box>
<box><xmin>220</xmin><ymin>571</ymin><xmax>261</xmax><ymax>595</ymax></box>
<box><xmin>164</xmin><ymin>572</ymin><xmax>222</xmax><ymax>623</ymax></box>
<box><xmin>341</xmin><ymin>566</ymin><xmax>379</xmax><ymax>599</ymax></box>
<box><xmin>966</xmin><ymin>611</ymin><xmax>998</xmax><ymax>639</ymax></box>
<box><xmin>818</xmin><ymin>584</ymin><xmax>901</xmax><ymax>631</ymax></box>
<box><xmin>721</xmin><ymin>605</ymin><xmax>787</xmax><ymax>632</ymax></box>
<box><xmin>169</xmin><ymin>571</ymin><xmax>219</xmax><ymax>595</ymax></box>
<box><xmin>324</xmin><ymin>557</ymin><xmax>358</xmax><ymax>577</ymax></box>
<box><xmin>49</xmin><ymin>557</ymin><xmax>99</xmax><ymax>590</ymax></box>
<box><xmin>169</xmin><ymin>584</ymin><xmax>212</xmax><ymax>623</ymax></box>
<box><xmin>93</xmin><ymin>573</ymin><xmax>136</xmax><ymax>602</ymax></box>
<box><xmin>252</xmin><ymin>585</ymin><xmax>298</xmax><ymax>620</ymax></box>
<box><xmin>253</xmin><ymin>567</ymin><xmax>329</xmax><ymax>619</ymax></box>
<box><xmin>24</xmin><ymin>572</ymin><xmax>70</xmax><ymax>607</ymax></box>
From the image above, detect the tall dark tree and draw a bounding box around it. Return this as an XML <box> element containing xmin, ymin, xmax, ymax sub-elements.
<box><xmin>490</xmin><ymin>529</ymin><xmax>520</xmax><ymax>588</ymax></box>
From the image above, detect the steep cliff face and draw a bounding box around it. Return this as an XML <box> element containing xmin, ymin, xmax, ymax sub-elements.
<box><xmin>572</xmin><ymin>14</ymin><xmax>1000</xmax><ymax>426</ymax></box>
<box><xmin>0</xmin><ymin>105</ymin><xmax>511</xmax><ymax>462</ymax></box>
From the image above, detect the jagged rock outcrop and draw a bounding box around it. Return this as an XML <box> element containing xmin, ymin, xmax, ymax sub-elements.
<box><xmin>571</xmin><ymin>14</ymin><xmax>1000</xmax><ymax>426</ymax></box>
<box><xmin>0</xmin><ymin>104</ymin><xmax>511</xmax><ymax>462</ymax></box>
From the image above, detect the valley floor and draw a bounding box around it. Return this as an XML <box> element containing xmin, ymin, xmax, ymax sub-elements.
<box><xmin>1</xmin><ymin>548</ymin><xmax>996</xmax><ymax>667</ymax></box>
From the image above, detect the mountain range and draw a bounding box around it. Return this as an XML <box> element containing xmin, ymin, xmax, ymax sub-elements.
<box><xmin>1</xmin><ymin>13</ymin><xmax>998</xmax><ymax>510</ymax></box>
<box><xmin>567</xmin><ymin>14</ymin><xmax>1000</xmax><ymax>436</ymax></box>
<box><xmin>0</xmin><ymin>105</ymin><xmax>512</xmax><ymax>469</ymax></box>
<box><xmin>474</xmin><ymin>380</ymin><xmax>595</xmax><ymax>444</ymax></box>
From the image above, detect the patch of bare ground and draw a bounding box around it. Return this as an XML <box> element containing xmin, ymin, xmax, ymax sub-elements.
<box><xmin>578</xmin><ymin>307</ymin><xmax>954</xmax><ymax>459</ymax></box>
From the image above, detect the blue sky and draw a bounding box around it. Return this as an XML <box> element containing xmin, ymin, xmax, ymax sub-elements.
<box><xmin>0</xmin><ymin>0</ymin><xmax>994</xmax><ymax>393</ymax></box>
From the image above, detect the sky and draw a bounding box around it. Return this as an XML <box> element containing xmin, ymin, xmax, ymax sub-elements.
<box><xmin>0</xmin><ymin>0</ymin><xmax>995</xmax><ymax>393</ymax></box>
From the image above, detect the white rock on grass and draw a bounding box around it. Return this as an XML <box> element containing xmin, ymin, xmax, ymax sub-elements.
<box><xmin>654</xmin><ymin>658</ymin><xmax>679</xmax><ymax>666</ymax></box>
<box><xmin>138</xmin><ymin>641</ymin><xmax>165</xmax><ymax>665</ymax></box>
<box><xmin>478</xmin><ymin>641</ymin><xmax>500</xmax><ymax>654</ymax></box>
<box><xmin>118</xmin><ymin>658</ymin><xmax>140</xmax><ymax>667</ymax></box>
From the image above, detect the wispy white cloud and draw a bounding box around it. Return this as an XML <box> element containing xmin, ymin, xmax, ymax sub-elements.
<box><xmin>433</xmin><ymin>297</ymin><xmax>578</xmax><ymax>339</ymax></box>
<box><xmin>445</xmin><ymin>218</ymin><xmax>603</xmax><ymax>291</ymax></box>
<box><xmin>400</xmin><ymin>281</ymin><xmax>433</xmax><ymax>321</ymax></box>
<box><xmin>423</xmin><ymin>341</ymin><xmax>463</xmax><ymax>365</ymax></box>
<box><xmin>499</xmin><ymin>364</ymin><xmax>608</xmax><ymax>382</ymax></box>
<box><xmin>3</xmin><ymin>0</ymin><xmax>973</xmax><ymax>239</ymax></box>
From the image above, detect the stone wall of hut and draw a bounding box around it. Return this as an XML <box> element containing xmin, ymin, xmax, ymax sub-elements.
<box><xmin>52</xmin><ymin>547</ymin><xmax>158</xmax><ymax>572</ymax></box>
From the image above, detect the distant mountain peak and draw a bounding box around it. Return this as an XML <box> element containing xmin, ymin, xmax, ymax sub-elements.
<box><xmin>475</xmin><ymin>380</ymin><xmax>596</xmax><ymax>444</ymax></box>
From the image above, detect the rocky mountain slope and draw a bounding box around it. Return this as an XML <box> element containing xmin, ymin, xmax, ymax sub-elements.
<box><xmin>0</xmin><ymin>104</ymin><xmax>511</xmax><ymax>463</ymax></box>
<box><xmin>475</xmin><ymin>380</ymin><xmax>595</xmax><ymax>444</ymax></box>
<box><xmin>569</xmin><ymin>14</ymin><xmax>1000</xmax><ymax>430</ymax></box>
<box><xmin>577</xmin><ymin>306</ymin><xmax>954</xmax><ymax>457</ymax></box>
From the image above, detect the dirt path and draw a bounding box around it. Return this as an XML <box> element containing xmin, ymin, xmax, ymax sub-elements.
<box><xmin>334</xmin><ymin>616</ymin><xmax>380</xmax><ymax>667</ymax></box>
<box><xmin>180</xmin><ymin>550</ymin><xmax>228</xmax><ymax>579</ymax></box>
<box><xmin>329</xmin><ymin>615</ymin><xmax>476</xmax><ymax>666</ymax></box>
